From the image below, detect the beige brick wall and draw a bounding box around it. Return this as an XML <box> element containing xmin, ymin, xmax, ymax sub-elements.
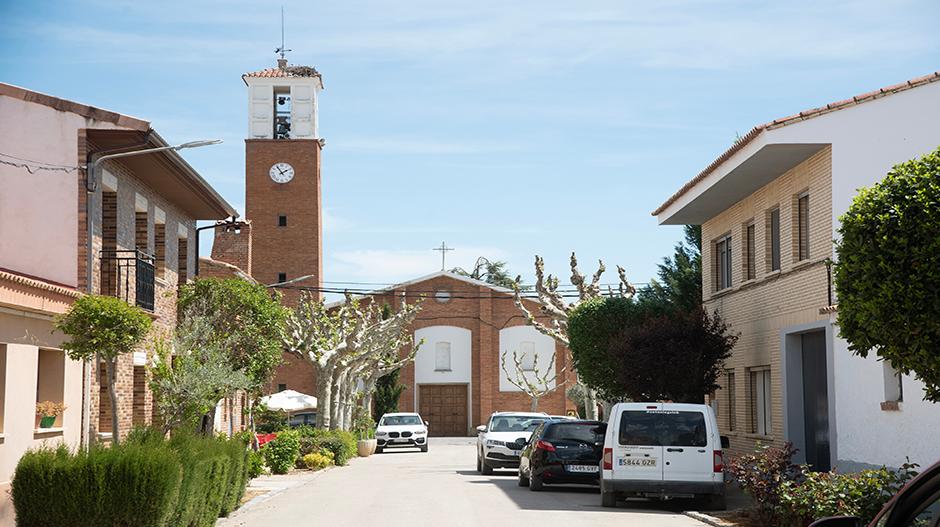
<box><xmin>702</xmin><ymin>147</ymin><xmax>833</xmax><ymax>457</ymax></box>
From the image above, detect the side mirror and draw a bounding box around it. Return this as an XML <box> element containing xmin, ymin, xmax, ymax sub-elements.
<box><xmin>808</xmin><ymin>516</ymin><xmax>862</xmax><ymax>527</ymax></box>
<box><xmin>720</xmin><ymin>436</ymin><xmax>730</xmax><ymax>449</ymax></box>
<box><xmin>476</xmin><ymin>425</ymin><xmax>487</xmax><ymax>433</ymax></box>
<box><xmin>424</xmin><ymin>421</ymin><xmax>430</xmax><ymax>427</ymax></box>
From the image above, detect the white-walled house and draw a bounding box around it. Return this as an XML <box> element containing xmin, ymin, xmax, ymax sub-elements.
<box><xmin>654</xmin><ymin>72</ymin><xmax>940</xmax><ymax>471</ymax></box>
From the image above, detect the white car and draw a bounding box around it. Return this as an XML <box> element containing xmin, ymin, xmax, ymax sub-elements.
<box><xmin>375</xmin><ymin>412</ymin><xmax>429</xmax><ymax>453</ymax></box>
<box><xmin>476</xmin><ymin>411</ymin><xmax>549</xmax><ymax>474</ymax></box>
<box><xmin>600</xmin><ymin>402</ymin><xmax>728</xmax><ymax>509</ymax></box>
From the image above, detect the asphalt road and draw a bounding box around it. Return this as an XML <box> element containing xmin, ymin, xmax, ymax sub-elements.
<box><xmin>218</xmin><ymin>437</ymin><xmax>708</xmax><ymax>527</ymax></box>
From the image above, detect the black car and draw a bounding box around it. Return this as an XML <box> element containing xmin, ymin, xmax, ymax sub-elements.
<box><xmin>518</xmin><ymin>419</ymin><xmax>606</xmax><ymax>491</ymax></box>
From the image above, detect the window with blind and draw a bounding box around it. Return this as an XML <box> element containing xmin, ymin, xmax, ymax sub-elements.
<box><xmin>798</xmin><ymin>194</ymin><xmax>810</xmax><ymax>260</ymax></box>
<box><xmin>715</xmin><ymin>235</ymin><xmax>732</xmax><ymax>291</ymax></box>
<box><xmin>768</xmin><ymin>208</ymin><xmax>781</xmax><ymax>271</ymax></box>
<box><xmin>749</xmin><ymin>368</ymin><xmax>772</xmax><ymax>435</ymax></box>
<box><xmin>745</xmin><ymin>223</ymin><xmax>756</xmax><ymax>280</ymax></box>
<box><xmin>725</xmin><ymin>370</ymin><xmax>736</xmax><ymax>431</ymax></box>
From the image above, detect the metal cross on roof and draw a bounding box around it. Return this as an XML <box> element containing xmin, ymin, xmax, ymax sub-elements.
<box><xmin>433</xmin><ymin>242</ymin><xmax>454</xmax><ymax>271</ymax></box>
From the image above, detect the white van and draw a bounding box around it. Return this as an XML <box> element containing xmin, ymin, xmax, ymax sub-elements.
<box><xmin>600</xmin><ymin>402</ymin><xmax>728</xmax><ymax>509</ymax></box>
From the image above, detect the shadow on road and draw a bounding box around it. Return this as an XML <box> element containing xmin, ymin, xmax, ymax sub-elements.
<box><xmin>456</xmin><ymin>469</ymin><xmax>699</xmax><ymax>514</ymax></box>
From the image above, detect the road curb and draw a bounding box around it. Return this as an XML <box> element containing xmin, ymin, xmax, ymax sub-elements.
<box><xmin>683</xmin><ymin>511</ymin><xmax>736</xmax><ymax>527</ymax></box>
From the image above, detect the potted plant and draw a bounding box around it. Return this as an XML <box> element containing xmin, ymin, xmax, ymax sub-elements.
<box><xmin>36</xmin><ymin>401</ymin><xmax>66</xmax><ymax>428</ymax></box>
<box><xmin>353</xmin><ymin>410</ymin><xmax>377</xmax><ymax>457</ymax></box>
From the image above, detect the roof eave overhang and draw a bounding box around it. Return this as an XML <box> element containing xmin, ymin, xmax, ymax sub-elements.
<box><xmin>86</xmin><ymin>129</ymin><xmax>236</xmax><ymax>220</ymax></box>
<box><xmin>656</xmin><ymin>131</ymin><xmax>828</xmax><ymax>225</ymax></box>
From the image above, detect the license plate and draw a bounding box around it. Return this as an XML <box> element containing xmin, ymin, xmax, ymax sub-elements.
<box><xmin>392</xmin><ymin>438</ymin><xmax>411</xmax><ymax>443</ymax></box>
<box><xmin>619</xmin><ymin>457</ymin><xmax>657</xmax><ymax>467</ymax></box>
<box><xmin>566</xmin><ymin>465</ymin><xmax>599</xmax><ymax>473</ymax></box>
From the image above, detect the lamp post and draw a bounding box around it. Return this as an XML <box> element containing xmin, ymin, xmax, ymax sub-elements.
<box><xmin>81</xmin><ymin>138</ymin><xmax>222</xmax><ymax>447</ymax></box>
<box><xmin>194</xmin><ymin>217</ymin><xmax>241</xmax><ymax>277</ymax></box>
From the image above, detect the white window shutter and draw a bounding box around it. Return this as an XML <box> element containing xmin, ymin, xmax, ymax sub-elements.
<box><xmin>250</xmin><ymin>85</ymin><xmax>273</xmax><ymax>138</ymax></box>
<box><xmin>291</xmin><ymin>85</ymin><xmax>314</xmax><ymax>138</ymax></box>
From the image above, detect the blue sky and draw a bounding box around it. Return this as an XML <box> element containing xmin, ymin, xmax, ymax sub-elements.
<box><xmin>1</xmin><ymin>0</ymin><xmax>937</xmax><ymax>288</ymax></box>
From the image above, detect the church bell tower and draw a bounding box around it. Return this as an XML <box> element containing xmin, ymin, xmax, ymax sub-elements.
<box><xmin>242</xmin><ymin>58</ymin><xmax>324</xmax><ymax>303</ymax></box>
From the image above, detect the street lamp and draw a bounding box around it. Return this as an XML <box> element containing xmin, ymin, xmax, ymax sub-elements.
<box><xmin>80</xmin><ymin>137</ymin><xmax>221</xmax><ymax>448</ymax></box>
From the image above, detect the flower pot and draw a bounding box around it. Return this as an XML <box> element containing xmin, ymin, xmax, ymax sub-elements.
<box><xmin>368</xmin><ymin>439</ymin><xmax>377</xmax><ymax>455</ymax></box>
<box><xmin>39</xmin><ymin>415</ymin><xmax>56</xmax><ymax>428</ymax></box>
<box><xmin>357</xmin><ymin>439</ymin><xmax>377</xmax><ymax>457</ymax></box>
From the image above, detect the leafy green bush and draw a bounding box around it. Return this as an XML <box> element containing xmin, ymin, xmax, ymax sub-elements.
<box><xmin>778</xmin><ymin>464</ymin><xmax>917</xmax><ymax>526</ymax></box>
<box><xmin>262</xmin><ymin>429</ymin><xmax>300</xmax><ymax>474</ymax></box>
<box><xmin>730</xmin><ymin>443</ymin><xmax>918</xmax><ymax>526</ymax></box>
<box><xmin>12</xmin><ymin>429</ymin><xmax>249</xmax><ymax>527</ymax></box>
<box><xmin>247</xmin><ymin>449</ymin><xmax>266</xmax><ymax>478</ymax></box>
<box><xmin>727</xmin><ymin>443</ymin><xmax>804</xmax><ymax>524</ymax></box>
<box><xmin>835</xmin><ymin>147</ymin><xmax>940</xmax><ymax>401</ymax></box>
<box><xmin>293</xmin><ymin>426</ymin><xmax>357</xmax><ymax>466</ymax></box>
<box><xmin>303</xmin><ymin>450</ymin><xmax>334</xmax><ymax>470</ymax></box>
<box><xmin>12</xmin><ymin>443</ymin><xmax>182</xmax><ymax>527</ymax></box>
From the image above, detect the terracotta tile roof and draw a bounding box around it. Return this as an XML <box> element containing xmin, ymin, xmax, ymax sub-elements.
<box><xmin>652</xmin><ymin>71</ymin><xmax>940</xmax><ymax>217</ymax></box>
<box><xmin>0</xmin><ymin>268</ymin><xmax>82</xmax><ymax>299</ymax></box>
<box><xmin>242</xmin><ymin>65</ymin><xmax>322</xmax><ymax>80</ymax></box>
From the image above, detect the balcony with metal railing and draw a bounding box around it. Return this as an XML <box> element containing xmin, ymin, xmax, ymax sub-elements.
<box><xmin>99</xmin><ymin>249</ymin><xmax>155</xmax><ymax>311</ymax></box>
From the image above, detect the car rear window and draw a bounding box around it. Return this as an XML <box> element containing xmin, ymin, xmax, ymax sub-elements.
<box><xmin>618</xmin><ymin>410</ymin><xmax>707</xmax><ymax>447</ymax></box>
<box><xmin>544</xmin><ymin>423</ymin><xmax>605</xmax><ymax>443</ymax></box>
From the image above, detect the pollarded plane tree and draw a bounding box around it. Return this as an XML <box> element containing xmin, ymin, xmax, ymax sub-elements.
<box><xmin>513</xmin><ymin>253</ymin><xmax>635</xmax><ymax>420</ymax></box>
<box><xmin>500</xmin><ymin>348</ymin><xmax>566</xmax><ymax>412</ymax></box>
<box><xmin>283</xmin><ymin>292</ymin><xmax>422</xmax><ymax>430</ymax></box>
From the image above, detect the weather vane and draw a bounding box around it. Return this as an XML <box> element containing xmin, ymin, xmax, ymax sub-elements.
<box><xmin>275</xmin><ymin>6</ymin><xmax>292</xmax><ymax>61</ymax></box>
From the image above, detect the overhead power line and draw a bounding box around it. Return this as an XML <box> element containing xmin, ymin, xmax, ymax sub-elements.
<box><xmin>0</xmin><ymin>152</ymin><xmax>83</xmax><ymax>174</ymax></box>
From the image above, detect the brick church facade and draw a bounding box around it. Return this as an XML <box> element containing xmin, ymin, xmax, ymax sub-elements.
<box><xmin>208</xmin><ymin>58</ymin><xmax>576</xmax><ymax>436</ymax></box>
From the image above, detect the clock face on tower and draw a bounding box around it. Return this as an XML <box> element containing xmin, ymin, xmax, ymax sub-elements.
<box><xmin>269</xmin><ymin>162</ymin><xmax>295</xmax><ymax>183</ymax></box>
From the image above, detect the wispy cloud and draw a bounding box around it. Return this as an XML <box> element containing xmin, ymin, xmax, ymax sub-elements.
<box><xmin>328</xmin><ymin>245</ymin><xmax>508</xmax><ymax>283</ymax></box>
<box><xmin>331</xmin><ymin>136</ymin><xmax>526</xmax><ymax>155</ymax></box>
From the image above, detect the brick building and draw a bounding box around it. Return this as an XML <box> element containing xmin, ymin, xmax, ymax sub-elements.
<box><xmin>0</xmin><ymin>81</ymin><xmax>234</xmax><ymax>522</ymax></box>
<box><xmin>210</xmin><ymin>58</ymin><xmax>577</xmax><ymax>436</ymax></box>
<box><xmin>653</xmin><ymin>72</ymin><xmax>940</xmax><ymax>470</ymax></box>
<box><xmin>271</xmin><ymin>272</ymin><xmax>578</xmax><ymax>436</ymax></box>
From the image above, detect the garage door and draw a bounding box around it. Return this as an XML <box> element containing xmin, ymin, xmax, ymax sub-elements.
<box><xmin>419</xmin><ymin>384</ymin><xmax>468</xmax><ymax>437</ymax></box>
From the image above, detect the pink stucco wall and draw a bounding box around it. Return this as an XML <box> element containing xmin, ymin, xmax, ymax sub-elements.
<box><xmin>0</xmin><ymin>97</ymin><xmax>124</xmax><ymax>287</ymax></box>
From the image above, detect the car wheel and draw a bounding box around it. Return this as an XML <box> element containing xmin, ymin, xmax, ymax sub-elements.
<box><xmin>518</xmin><ymin>470</ymin><xmax>530</xmax><ymax>487</ymax></box>
<box><xmin>600</xmin><ymin>479</ymin><xmax>617</xmax><ymax>508</ymax></box>
<box><xmin>420</xmin><ymin>445</ymin><xmax>428</xmax><ymax>453</ymax></box>
<box><xmin>529</xmin><ymin>473</ymin><xmax>544</xmax><ymax>491</ymax></box>
<box><xmin>476</xmin><ymin>453</ymin><xmax>482</xmax><ymax>473</ymax></box>
<box><xmin>481</xmin><ymin>457</ymin><xmax>494</xmax><ymax>475</ymax></box>
<box><xmin>375</xmin><ymin>446</ymin><xmax>383</xmax><ymax>454</ymax></box>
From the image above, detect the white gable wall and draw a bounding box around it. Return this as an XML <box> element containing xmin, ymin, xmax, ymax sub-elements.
<box><xmin>498</xmin><ymin>326</ymin><xmax>557</xmax><ymax>393</ymax></box>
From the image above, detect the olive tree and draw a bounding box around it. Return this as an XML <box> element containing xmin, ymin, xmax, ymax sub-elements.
<box><xmin>55</xmin><ymin>295</ymin><xmax>152</xmax><ymax>444</ymax></box>
<box><xmin>177</xmin><ymin>278</ymin><xmax>288</xmax><ymax>433</ymax></box>
<box><xmin>834</xmin><ymin>147</ymin><xmax>940</xmax><ymax>401</ymax></box>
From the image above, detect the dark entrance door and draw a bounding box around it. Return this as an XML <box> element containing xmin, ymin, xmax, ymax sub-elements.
<box><xmin>418</xmin><ymin>384</ymin><xmax>468</xmax><ymax>437</ymax></box>
<box><xmin>801</xmin><ymin>331</ymin><xmax>831</xmax><ymax>471</ymax></box>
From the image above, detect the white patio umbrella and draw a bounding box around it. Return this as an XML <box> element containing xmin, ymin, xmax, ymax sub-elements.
<box><xmin>259</xmin><ymin>389</ymin><xmax>318</xmax><ymax>414</ymax></box>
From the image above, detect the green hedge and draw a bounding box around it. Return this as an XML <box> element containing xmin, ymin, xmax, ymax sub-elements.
<box><xmin>11</xmin><ymin>429</ymin><xmax>249</xmax><ymax>527</ymax></box>
<box><xmin>295</xmin><ymin>426</ymin><xmax>357</xmax><ymax>466</ymax></box>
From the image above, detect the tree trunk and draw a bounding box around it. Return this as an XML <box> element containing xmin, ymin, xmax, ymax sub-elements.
<box><xmin>583</xmin><ymin>387</ymin><xmax>598</xmax><ymax>420</ymax></box>
<box><xmin>342</xmin><ymin>378</ymin><xmax>355</xmax><ymax>430</ymax></box>
<box><xmin>330</xmin><ymin>368</ymin><xmax>344</xmax><ymax>430</ymax></box>
<box><xmin>530</xmin><ymin>396</ymin><xmax>539</xmax><ymax>412</ymax></box>
<box><xmin>107</xmin><ymin>358</ymin><xmax>121</xmax><ymax>445</ymax></box>
<box><xmin>315</xmin><ymin>364</ymin><xmax>333</xmax><ymax>429</ymax></box>
<box><xmin>361</xmin><ymin>377</ymin><xmax>377</xmax><ymax>419</ymax></box>
<box><xmin>248</xmin><ymin>397</ymin><xmax>259</xmax><ymax>450</ymax></box>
